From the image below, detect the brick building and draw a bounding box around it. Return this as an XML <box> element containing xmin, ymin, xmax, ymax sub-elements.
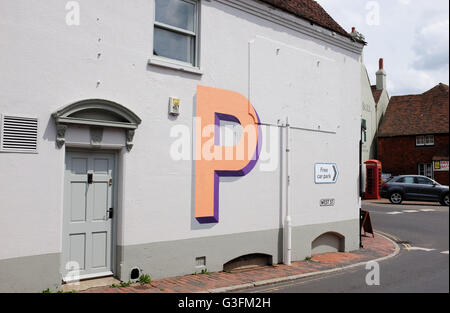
<box><xmin>378</xmin><ymin>83</ymin><xmax>449</xmax><ymax>185</ymax></box>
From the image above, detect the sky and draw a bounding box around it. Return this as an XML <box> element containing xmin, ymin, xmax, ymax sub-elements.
<box><xmin>316</xmin><ymin>0</ymin><xmax>449</xmax><ymax>96</ymax></box>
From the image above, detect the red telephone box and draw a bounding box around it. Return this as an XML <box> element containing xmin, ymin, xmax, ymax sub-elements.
<box><xmin>364</xmin><ymin>160</ymin><xmax>382</xmax><ymax>199</ymax></box>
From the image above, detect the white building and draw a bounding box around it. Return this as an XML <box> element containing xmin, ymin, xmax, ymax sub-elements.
<box><xmin>361</xmin><ymin>58</ymin><xmax>390</xmax><ymax>163</ymax></box>
<box><xmin>360</xmin><ymin>57</ymin><xmax>390</xmax><ymax>193</ymax></box>
<box><xmin>0</xmin><ymin>0</ymin><xmax>365</xmax><ymax>292</ymax></box>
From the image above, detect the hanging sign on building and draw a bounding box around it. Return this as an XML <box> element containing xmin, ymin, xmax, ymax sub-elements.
<box><xmin>315</xmin><ymin>163</ymin><xmax>339</xmax><ymax>184</ymax></box>
<box><xmin>434</xmin><ymin>160</ymin><xmax>449</xmax><ymax>172</ymax></box>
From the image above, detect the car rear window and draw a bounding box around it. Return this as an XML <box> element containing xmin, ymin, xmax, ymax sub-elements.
<box><xmin>396</xmin><ymin>177</ymin><xmax>415</xmax><ymax>184</ymax></box>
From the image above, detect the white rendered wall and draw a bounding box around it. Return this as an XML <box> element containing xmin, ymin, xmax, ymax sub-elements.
<box><xmin>361</xmin><ymin>65</ymin><xmax>378</xmax><ymax>163</ymax></box>
<box><xmin>0</xmin><ymin>0</ymin><xmax>363</xmax><ymax>260</ymax></box>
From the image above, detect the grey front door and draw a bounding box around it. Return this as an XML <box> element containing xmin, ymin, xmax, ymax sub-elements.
<box><xmin>62</xmin><ymin>151</ymin><xmax>115</xmax><ymax>281</ymax></box>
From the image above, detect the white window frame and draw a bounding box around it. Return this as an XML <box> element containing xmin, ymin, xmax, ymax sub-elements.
<box><xmin>416</xmin><ymin>135</ymin><xmax>425</xmax><ymax>146</ymax></box>
<box><xmin>425</xmin><ymin>135</ymin><xmax>435</xmax><ymax>146</ymax></box>
<box><xmin>416</xmin><ymin>135</ymin><xmax>435</xmax><ymax>147</ymax></box>
<box><xmin>418</xmin><ymin>163</ymin><xmax>433</xmax><ymax>179</ymax></box>
<box><xmin>149</xmin><ymin>0</ymin><xmax>202</xmax><ymax>75</ymax></box>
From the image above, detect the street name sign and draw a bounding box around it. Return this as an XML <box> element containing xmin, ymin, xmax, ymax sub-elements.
<box><xmin>320</xmin><ymin>198</ymin><xmax>335</xmax><ymax>206</ymax></box>
<box><xmin>315</xmin><ymin>163</ymin><xmax>339</xmax><ymax>184</ymax></box>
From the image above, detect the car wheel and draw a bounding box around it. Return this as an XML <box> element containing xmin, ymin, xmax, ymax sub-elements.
<box><xmin>389</xmin><ymin>192</ymin><xmax>403</xmax><ymax>204</ymax></box>
<box><xmin>441</xmin><ymin>194</ymin><xmax>449</xmax><ymax>206</ymax></box>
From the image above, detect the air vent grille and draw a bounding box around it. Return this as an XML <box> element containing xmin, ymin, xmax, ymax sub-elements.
<box><xmin>0</xmin><ymin>115</ymin><xmax>38</xmax><ymax>153</ymax></box>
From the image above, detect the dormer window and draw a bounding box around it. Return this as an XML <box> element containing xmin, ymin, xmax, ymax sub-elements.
<box><xmin>416</xmin><ymin>135</ymin><xmax>434</xmax><ymax>147</ymax></box>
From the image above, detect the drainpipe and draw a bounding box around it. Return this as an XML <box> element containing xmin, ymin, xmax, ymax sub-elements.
<box><xmin>359</xmin><ymin>136</ymin><xmax>363</xmax><ymax>248</ymax></box>
<box><xmin>283</xmin><ymin>117</ymin><xmax>292</xmax><ymax>265</ymax></box>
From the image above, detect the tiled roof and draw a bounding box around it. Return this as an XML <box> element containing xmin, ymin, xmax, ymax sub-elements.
<box><xmin>371</xmin><ymin>85</ymin><xmax>383</xmax><ymax>104</ymax></box>
<box><xmin>259</xmin><ymin>0</ymin><xmax>352</xmax><ymax>39</ymax></box>
<box><xmin>378</xmin><ymin>83</ymin><xmax>449</xmax><ymax>137</ymax></box>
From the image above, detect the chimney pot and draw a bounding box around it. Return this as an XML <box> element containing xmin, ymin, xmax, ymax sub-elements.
<box><xmin>376</xmin><ymin>58</ymin><xmax>386</xmax><ymax>91</ymax></box>
<box><xmin>351</xmin><ymin>27</ymin><xmax>356</xmax><ymax>33</ymax></box>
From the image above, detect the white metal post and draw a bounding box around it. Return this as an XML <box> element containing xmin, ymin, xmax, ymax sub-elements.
<box><xmin>283</xmin><ymin>117</ymin><xmax>292</xmax><ymax>265</ymax></box>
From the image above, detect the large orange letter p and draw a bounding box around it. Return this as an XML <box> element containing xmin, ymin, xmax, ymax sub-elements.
<box><xmin>195</xmin><ymin>86</ymin><xmax>261</xmax><ymax>223</ymax></box>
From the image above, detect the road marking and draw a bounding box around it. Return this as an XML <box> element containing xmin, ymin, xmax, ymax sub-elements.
<box><xmin>383</xmin><ymin>208</ymin><xmax>443</xmax><ymax>215</ymax></box>
<box><xmin>402</xmin><ymin>244</ymin><xmax>446</xmax><ymax>253</ymax></box>
<box><xmin>376</xmin><ymin>230</ymin><xmax>402</xmax><ymax>242</ymax></box>
<box><xmin>406</xmin><ymin>247</ymin><xmax>436</xmax><ymax>252</ymax></box>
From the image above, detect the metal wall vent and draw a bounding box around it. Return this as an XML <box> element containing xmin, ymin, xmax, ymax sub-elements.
<box><xmin>0</xmin><ymin>115</ymin><xmax>38</xmax><ymax>153</ymax></box>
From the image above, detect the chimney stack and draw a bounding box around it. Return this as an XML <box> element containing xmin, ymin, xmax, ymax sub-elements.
<box><xmin>376</xmin><ymin>58</ymin><xmax>386</xmax><ymax>91</ymax></box>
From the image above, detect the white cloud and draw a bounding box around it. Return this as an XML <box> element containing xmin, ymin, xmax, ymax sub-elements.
<box><xmin>316</xmin><ymin>0</ymin><xmax>449</xmax><ymax>95</ymax></box>
<box><xmin>412</xmin><ymin>19</ymin><xmax>449</xmax><ymax>71</ymax></box>
<box><xmin>387</xmin><ymin>69</ymin><xmax>436</xmax><ymax>95</ymax></box>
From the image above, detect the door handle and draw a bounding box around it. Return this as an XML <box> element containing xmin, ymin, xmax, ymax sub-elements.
<box><xmin>107</xmin><ymin>208</ymin><xmax>113</xmax><ymax>219</ymax></box>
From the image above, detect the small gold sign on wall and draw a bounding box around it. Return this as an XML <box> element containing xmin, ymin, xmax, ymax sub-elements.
<box><xmin>169</xmin><ymin>97</ymin><xmax>180</xmax><ymax>116</ymax></box>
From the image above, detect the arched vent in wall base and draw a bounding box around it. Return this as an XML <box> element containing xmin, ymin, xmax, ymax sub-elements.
<box><xmin>223</xmin><ymin>253</ymin><xmax>273</xmax><ymax>272</ymax></box>
<box><xmin>311</xmin><ymin>232</ymin><xmax>345</xmax><ymax>254</ymax></box>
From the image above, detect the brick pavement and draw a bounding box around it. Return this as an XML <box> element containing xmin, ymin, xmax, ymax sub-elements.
<box><xmin>81</xmin><ymin>233</ymin><xmax>396</xmax><ymax>293</ymax></box>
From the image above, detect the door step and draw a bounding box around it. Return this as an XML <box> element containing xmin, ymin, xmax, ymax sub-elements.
<box><xmin>62</xmin><ymin>276</ymin><xmax>119</xmax><ymax>292</ymax></box>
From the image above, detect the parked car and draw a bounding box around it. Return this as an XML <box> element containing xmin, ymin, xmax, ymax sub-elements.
<box><xmin>380</xmin><ymin>175</ymin><xmax>449</xmax><ymax>206</ymax></box>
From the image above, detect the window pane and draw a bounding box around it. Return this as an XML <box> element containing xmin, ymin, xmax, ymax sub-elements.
<box><xmin>417</xmin><ymin>177</ymin><xmax>433</xmax><ymax>185</ymax></box>
<box><xmin>397</xmin><ymin>177</ymin><xmax>414</xmax><ymax>184</ymax></box>
<box><xmin>418</xmin><ymin>164</ymin><xmax>424</xmax><ymax>175</ymax></box>
<box><xmin>154</xmin><ymin>27</ymin><xmax>194</xmax><ymax>64</ymax></box>
<box><xmin>416</xmin><ymin>136</ymin><xmax>424</xmax><ymax>146</ymax></box>
<box><xmin>426</xmin><ymin>164</ymin><xmax>433</xmax><ymax>178</ymax></box>
<box><xmin>155</xmin><ymin>0</ymin><xmax>195</xmax><ymax>32</ymax></box>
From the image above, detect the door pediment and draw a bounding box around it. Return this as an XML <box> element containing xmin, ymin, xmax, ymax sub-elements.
<box><xmin>53</xmin><ymin>99</ymin><xmax>142</xmax><ymax>151</ymax></box>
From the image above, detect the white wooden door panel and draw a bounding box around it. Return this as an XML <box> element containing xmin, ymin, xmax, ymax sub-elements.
<box><xmin>62</xmin><ymin>151</ymin><xmax>114</xmax><ymax>281</ymax></box>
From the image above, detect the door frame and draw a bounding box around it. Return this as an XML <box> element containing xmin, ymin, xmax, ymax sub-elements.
<box><xmin>61</xmin><ymin>148</ymin><xmax>120</xmax><ymax>282</ymax></box>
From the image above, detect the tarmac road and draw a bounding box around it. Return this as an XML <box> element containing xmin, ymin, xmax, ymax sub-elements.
<box><xmin>241</xmin><ymin>200</ymin><xmax>449</xmax><ymax>293</ymax></box>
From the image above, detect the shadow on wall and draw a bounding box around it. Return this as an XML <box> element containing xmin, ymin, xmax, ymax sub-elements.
<box><xmin>42</xmin><ymin>116</ymin><xmax>57</xmax><ymax>148</ymax></box>
<box><xmin>311</xmin><ymin>232</ymin><xmax>345</xmax><ymax>254</ymax></box>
